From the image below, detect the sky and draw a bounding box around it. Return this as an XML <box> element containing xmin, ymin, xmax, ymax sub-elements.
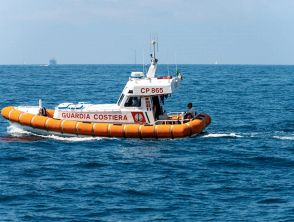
<box><xmin>0</xmin><ymin>0</ymin><xmax>293</xmax><ymax>64</ymax></box>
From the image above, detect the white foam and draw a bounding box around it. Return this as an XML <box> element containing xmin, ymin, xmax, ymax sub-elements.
<box><xmin>7</xmin><ymin>125</ymin><xmax>32</xmax><ymax>137</ymax></box>
<box><xmin>39</xmin><ymin>134</ymin><xmax>103</xmax><ymax>142</ymax></box>
<box><xmin>249</xmin><ymin>132</ymin><xmax>259</xmax><ymax>137</ymax></box>
<box><xmin>202</xmin><ymin>132</ymin><xmax>243</xmax><ymax>138</ymax></box>
<box><xmin>6</xmin><ymin>124</ymin><xmax>110</xmax><ymax>142</ymax></box>
<box><xmin>273</xmin><ymin>136</ymin><xmax>294</xmax><ymax>141</ymax></box>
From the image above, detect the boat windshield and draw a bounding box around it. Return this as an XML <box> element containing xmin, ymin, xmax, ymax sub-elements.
<box><xmin>124</xmin><ymin>96</ymin><xmax>141</xmax><ymax>107</ymax></box>
<box><xmin>117</xmin><ymin>94</ymin><xmax>125</xmax><ymax>106</ymax></box>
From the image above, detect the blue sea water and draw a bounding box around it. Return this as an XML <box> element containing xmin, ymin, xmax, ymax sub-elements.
<box><xmin>0</xmin><ymin>64</ymin><xmax>293</xmax><ymax>221</ymax></box>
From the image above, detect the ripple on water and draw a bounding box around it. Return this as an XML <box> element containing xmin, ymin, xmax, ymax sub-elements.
<box><xmin>0</xmin><ymin>65</ymin><xmax>294</xmax><ymax>221</ymax></box>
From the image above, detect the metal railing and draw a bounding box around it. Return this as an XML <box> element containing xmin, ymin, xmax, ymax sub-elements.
<box><xmin>154</xmin><ymin>112</ymin><xmax>186</xmax><ymax>125</ymax></box>
<box><xmin>154</xmin><ymin>112</ymin><xmax>203</xmax><ymax>125</ymax></box>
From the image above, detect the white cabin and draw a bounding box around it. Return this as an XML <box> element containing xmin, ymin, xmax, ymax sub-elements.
<box><xmin>53</xmin><ymin>41</ymin><xmax>183</xmax><ymax>125</ymax></box>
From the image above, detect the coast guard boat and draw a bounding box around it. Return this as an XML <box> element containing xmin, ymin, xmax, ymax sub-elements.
<box><xmin>1</xmin><ymin>41</ymin><xmax>211</xmax><ymax>138</ymax></box>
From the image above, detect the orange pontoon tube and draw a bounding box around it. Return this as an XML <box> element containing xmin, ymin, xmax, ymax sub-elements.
<box><xmin>1</xmin><ymin>106</ymin><xmax>211</xmax><ymax>139</ymax></box>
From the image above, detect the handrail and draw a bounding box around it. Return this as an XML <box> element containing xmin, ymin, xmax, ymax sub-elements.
<box><xmin>167</xmin><ymin>111</ymin><xmax>185</xmax><ymax>124</ymax></box>
<box><xmin>154</xmin><ymin>118</ymin><xmax>192</xmax><ymax>125</ymax></box>
<box><xmin>167</xmin><ymin>112</ymin><xmax>184</xmax><ymax>116</ymax></box>
<box><xmin>154</xmin><ymin>119</ymin><xmax>177</xmax><ymax>125</ymax></box>
<box><xmin>154</xmin><ymin>112</ymin><xmax>202</xmax><ymax>125</ymax></box>
<box><xmin>154</xmin><ymin>111</ymin><xmax>187</xmax><ymax>125</ymax></box>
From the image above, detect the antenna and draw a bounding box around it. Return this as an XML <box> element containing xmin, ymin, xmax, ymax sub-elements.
<box><xmin>149</xmin><ymin>33</ymin><xmax>152</xmax><ymax>54</ymax></box>
<box><xmin>151</xmin><ymin>39</ymin><xmax>156</xmax><ymax>61</ymax></box>
<box><xmin>167</xmin><ymin>64</ymin><xmax>170</xmax><ymax>75</ymax></box>
<box><xmin>175</xmin><ymin>53</ymin><xmax>178</xmax><ymax>72</ymax></box>
<box><xmin>39</xmin><ymin>99</ymin><xmax>42</xmax><ymax>108</ymax></box>
<box><xmin>150</xmin><ymin>33</ymin><xmax>159</xmax><ymax>55</ymax></box>
<box><xmin>166</xmin><ymin>50</ymin><xmax>170</xmax><ymax>75</ymax></box>
<box><xmin>146</xmin><ymin>35</ymin><xmax>159</xmax><ymax>78</ymax></box>
<box><xmin>142</xmin><ymin>51</ymin><xmax>145</xmax><ymax>73</ymax></box>
<box><xmin>134</xmin><ymin>50</ymin><xmax>136</xmax><ymax>65</ymax></box>
<box><xmin>156</xmin><ymin>35</ymin><xmax>159</xmax><ymax>52</ymax></box>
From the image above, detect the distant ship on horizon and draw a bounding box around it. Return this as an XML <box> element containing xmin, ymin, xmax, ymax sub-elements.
<box><xmin>49</xmin><ymin>58</ymin><xmax>57</xmax><ymax>66</ymax></box>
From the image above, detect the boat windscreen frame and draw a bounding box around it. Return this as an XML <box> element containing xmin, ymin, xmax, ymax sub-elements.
<box><xmin>117</xmin><ymin>94</ymin><xmax>125</xmax><ymax>106</ymax></box>
<box><xmin>124</xmin><ymin>96</ymin><xmax>141</xmax><ymax>107</ymax></box>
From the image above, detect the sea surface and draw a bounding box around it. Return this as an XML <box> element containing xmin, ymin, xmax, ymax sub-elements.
<box><xmin>0</xmin><ymin>64</ymin><xmax>293</xmax><ymax>221</ymax></box>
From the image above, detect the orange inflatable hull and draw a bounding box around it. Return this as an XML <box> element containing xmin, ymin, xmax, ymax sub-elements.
<box><xmin>1</xmin><ymin>106</ymin><xmax>211</xmax><ymax>139</ymax></box>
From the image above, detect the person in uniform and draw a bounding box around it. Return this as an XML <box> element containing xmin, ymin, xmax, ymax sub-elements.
<box><xmin>184</xmin><ymin>102</ymin><xmax>196</xmax><ymax>119</ymax></box>
<box><xmin>38</xmin><ymin>107</ymin><xmax>47</xmax><ymax>116</ymax></box>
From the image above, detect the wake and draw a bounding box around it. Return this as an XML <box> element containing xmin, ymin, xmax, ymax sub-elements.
<box><xmin>6</xmin><ymin>124</ymin><xmax>103</xmax><ymax>142</ymax></box>
<box><xmin>4</xmin><ymin>124</ymin><xmax>294</xmax><ymax>142</ymax></box>
<box><xmin>201</xmin><ymin>131</ymin><xmax>294</xmax><ymax>140</ymax></box>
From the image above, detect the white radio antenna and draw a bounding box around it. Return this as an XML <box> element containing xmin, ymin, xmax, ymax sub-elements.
<box><xmin>167</xmin><ymin>64</ymin><xmax>170</xmax><ymax>75</ymax></box>
<box><xmin>174</xmin><ymin>52</ymin><xmax>178</xmax><ymax>72</ymax></box>
<box><xmin>134</xmin><ymin>50</ymin><xmax>137</xmax><ymax>65</ymax></box>
<box><xmin>146</xmin><ymin>36</ymin><xmax>159</xmax><ymax>78</ymax></box>
<box><xmin>142</xmin><ymin>51</ymin><xmax>145</xmax><ymax>73</ymax></box>
<box><xmin>149</xmin><ymin>33</ymin><xmax>152</xmax><ymax>54</ymax></box>
<box><xmin>156</xmin><ymin>35</ymin><xmax>159</xmax><ymax>52</ymax></box>
<box><xmin>39</xmin><ymin>99</ymin><xmax>42</xmax><ymax>108</ymax></box>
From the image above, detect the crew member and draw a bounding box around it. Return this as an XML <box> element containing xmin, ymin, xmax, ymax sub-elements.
<box><xmin>39</xmin><ymin>107</ymin><xmax>47</xmax><ymax>116</ymax></box>
<box><xmin>184</xmin><ymin>102</ymin><xmax>196</xmax><ymax>119</ymax></box>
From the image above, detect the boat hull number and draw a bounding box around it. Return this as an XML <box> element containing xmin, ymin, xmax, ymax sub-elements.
<box><xmin>140</xmin><ymin>88</ymin><xmax>164</xmax><ymax>94</ymax></box>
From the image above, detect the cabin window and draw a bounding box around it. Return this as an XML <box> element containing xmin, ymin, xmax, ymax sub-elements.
<box><xmin>117</xmin><ymin>94</ymin><xmax>125</xmax><ymax>106</ymax></box>
<box><xmin>124</xmin><ymin>96</ymin><xmax>141</xmax><ymax>107</ymax></box>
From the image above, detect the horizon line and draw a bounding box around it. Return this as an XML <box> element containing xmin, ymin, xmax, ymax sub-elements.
<box><xmin>0</xmin><ymin>63</ymin><xmax>294</xmax><ymax>66</ymax></box>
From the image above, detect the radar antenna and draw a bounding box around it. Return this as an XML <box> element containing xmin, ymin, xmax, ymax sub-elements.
<box><xmin>146</xmin><ymin>39</ymin><xmax>158</xmax><ymax>78</ymax></box>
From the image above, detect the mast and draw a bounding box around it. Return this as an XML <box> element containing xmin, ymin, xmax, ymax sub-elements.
<box><xmin>146</xmin><ymin>40</ymin><xmax>158</xmax><ymax>78</ymax></box>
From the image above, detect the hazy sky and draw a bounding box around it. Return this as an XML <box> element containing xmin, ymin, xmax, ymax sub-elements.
<box><xmin>0</xmin><ymin>0</ymin><xmax>293</xmax><ymax>64</ymax></box>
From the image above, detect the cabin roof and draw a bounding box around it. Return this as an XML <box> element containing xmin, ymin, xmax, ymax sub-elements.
<box><xmin>124</xmin><ymin>76</ymin><xmax>180</xmax><ymax>96</ymax></box>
